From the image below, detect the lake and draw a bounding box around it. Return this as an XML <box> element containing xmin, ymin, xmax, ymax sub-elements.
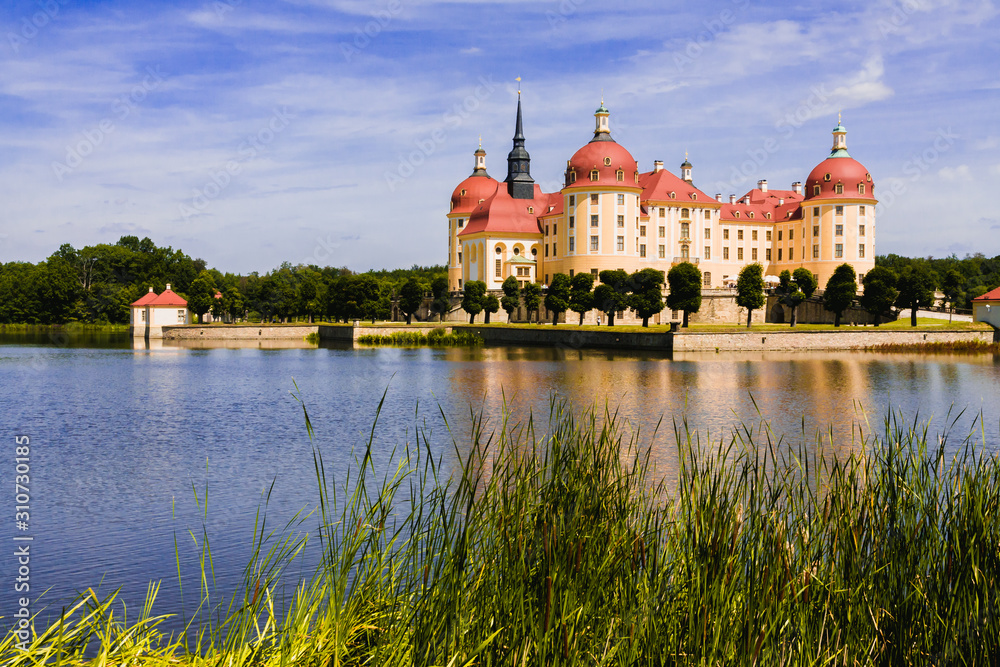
<box><xmin>2</xmin><ymin>332</ymin><xmax>999</xmax><ymax>633</ymax></box>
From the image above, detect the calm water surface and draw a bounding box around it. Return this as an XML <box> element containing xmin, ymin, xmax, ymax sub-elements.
<box><xmin>1</xmin><ymin>332</ymin><xmax>998</xmax><ymax>631</ymax></box>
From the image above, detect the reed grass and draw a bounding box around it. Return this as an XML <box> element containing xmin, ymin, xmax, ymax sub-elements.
<box><xmin>356</xmin><ymin>328</ymin><xmax>483</xmax><ymax>347</ymax></box>
<box><xmin>3</xmin><ymin>397</ymin><xmax>999</xmax><ymax>665</ymax></box>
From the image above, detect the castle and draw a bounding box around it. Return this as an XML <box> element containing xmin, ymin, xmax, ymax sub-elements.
<box><xmin>447</xmin><ymin>96</ymin><xmax>876</xmax><ymax>297</ymax></box>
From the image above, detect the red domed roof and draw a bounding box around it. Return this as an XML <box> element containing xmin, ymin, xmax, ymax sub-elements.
<box><xmin>805</xmin><ymin>157</ymin><xmax>876</xmax><ymax>201</ymax></box>
<box><xmin>459</xmin><ymin>185</ymin><xmax>547</xmax><ymax>237</ymax></box>
<box><xmin>564</xmin><ymin>140</ymin><xmax>640</xmax><ymax>190</ymax></box>
<box><xmin>451</xmin><ymin>175</ymin><xmax>499</xmax><ymax>214</ymax></box>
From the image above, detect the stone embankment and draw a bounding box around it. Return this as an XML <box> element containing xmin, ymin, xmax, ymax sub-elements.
<box><xmin>673</xmin><ymin>328</ymin><xmax>995</xmax><ymax>352</ymax></box>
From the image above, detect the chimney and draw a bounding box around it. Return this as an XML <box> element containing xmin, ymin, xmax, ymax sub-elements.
<box><xmin>792</xmin><ymin>181</ymin><xmax>802</xmax><ymax>195</ymax></box>
<box><xmin>729</xmin><ymin>194</ymin><xmax>736</xmax><ymax>204</ymax></box>
<box><xmin>715</xmin><ymin>193</ymin><xmax>723</xmax><ymax>202</ymax></box>
<box><xmin>653</xmin><ymin>160</ymin><xmax>663</xmax><ymax>173</ymax></box>
<box><xmin>166</xmin><ymin>283</ymin><xmax>172</xmax><ymax>291</ymax></box>
<box><xmin>758</xmin><ymin>179</ymin><xmax>768</xmax><ymax>193</ymax></box>
<box><xmin>148</xmin><ymin>287</ymin><xmax>154</xmax><ymax>292</ymax></box>
<box><xmin>778</xmin><ymin>198</ymin><xmax>785</xmax><ymax>205</ymax></box>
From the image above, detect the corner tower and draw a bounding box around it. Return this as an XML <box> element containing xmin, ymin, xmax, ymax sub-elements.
<box><xmin>505</xmin><ymin>93</ymin><xmax>535</xmax><ymax>199</ymax></box>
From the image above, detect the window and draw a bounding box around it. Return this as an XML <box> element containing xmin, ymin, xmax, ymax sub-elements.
<box><xmin>835</xmin><ymin>183</ymin><xmax>844</xmax><ymax>194</ymax></box>
<box><xmin>495</xmin><ymin>246</ymin><xmax>502</xmax><ymax>254</ymax></box>
<box><xmin>748</xmin><ymin>212</ymin><xmax>754</xmax><ymax>219</ymax></box>
<box><xmin>858</xmin><ymin>244</ymin><xmax>865</xmax><ymax>258</ymax></box>
<box><xmin>859</xmin><ymin>224</ymin><xmax>865</xmax><ymax>236</ymax></box>
<box><xmin>813</xmin><ymin>245</ymin><xmax>819</xmax><ymax>259</ymax></box>
<box><xmin>704</xmin><ymin>247</ymin><xmax>711</xmax><ymax>259</ymax></box>
<box><xmin>835</xmin><ymin>244</ymin><xmax>843</xmax><ymax>258</ymax></box>
<box><xmin>824</xmin><ymin>173</ymin><xmax>831</xmax><ymax>182</ymax></box>
<box><xmin>778</xmin><ymin>231</ymin><xmax>783</xmax><ymax>241</ymax></box>
<box><xmin>591</xmin><ymin>215</ymin><xmax>599</xmax><ymax>227</ymax></box>
<box><xmin>681</xmin><ymin>245</ymin><xmax>689</xmax><ymax>259</ymax></box>
<box><xmin>591</xmin><ymin>236</ymin><xmax>599</xmax><ymax>251</ymax></box>
<box><xmin>590</xmin><ymin>170</ymin><xmax>599</xmax><ymax>181</ymax></box>
<box><xmin>766</xmin><ymin>230</ymin><xmax>772</xmax><ymax>241</ymax></box>
<box><xmin>658</xmin><ymin>226</ymin><xmax>665</xmax><ymax>238</ymax></box>
<box><xmin>640</xmin><ymin>225</ymin><xmax>647</xmax><ymax>236</ymax></box>
<box><xmin>177</xmin><ymin>309</ymin><xmax>186</xmax><ymax>323</ymax></box>
<box><xmin>737</xmin><ymin>247</ymin><xmax>743</xmax><ymax>260</ymax></box>
<box><xmin>569</xmin><ymin>269</ymin><xmax>574</xmax><ymax>277</ymax></box>
<box><xmin>616</xmin><ymin>169</ymin><xmax>624</xmax><ymax>181</ymax></box>
<box><xmin>835</xmin><ymin>224</ymin><xmax>843</xmax><ymax>236</ymax></box>
<box><xmin>723</xmin><ymin>229</ymin><xmax>730</xmax><ymax>240</ymax></box>
<box><xmin>458</xmin><ymin>279</ymin><xmax>463</xmax><ymax>288</ymax></box>
<box><xmin>639</xmin><ymin>244</ymin><xmax>646</xmax><ymax>258</ymax></box>
<box><xmin>752</xmin><ymin>248</ymin><xmax>758</xmax><ymax>261</ymax></box>
<box><xmin>617</xmin><ymin>194</ymin><xmax>625</xmax><ymax>205</ymax></box>
<box><xmin>705</xmin><ymin>228</ymin><xmax>711</xmax><ymax>240</ymax></box>
<box><xmin>545</xmin><ymin>244</ymin><xmax>549</xmax><ymax>257</ymax></box>
<box><xmin>737</xmin><ymin>229</ymin><xmax>744</xmax><ymax>240</ymax></box>
<box><xmin>603</xmin><ymin>157</ymin><xmax>612</xmax><ymax>166</ymax></box>
<box><xmin>766</xmin><ymin>248</ymin><xmax>772</xmax><ymax>261</ymax></box>
<box><xmin>553</xmin><ymin>243</ymin><xmax>557</xmax><ymax>255</ymax></box>
<box><xmin>140</xmin><ymin>310</ymin><xmax>145</xmax><ymax>322</ymax></box>
<box><xmin>813</xmin><ymin>225</ymin><xmax>820</xmax><ymax>237</ymax></box>
<box><xmin>591</xmin><ymin>268</ymin><xmax>598</xmax><ymax>277</ymax></box>
<box><xmin>703</xmin><ymin>272</ymin><xmax>711</xmax><ymax>287</ymax></box>
<box><xmin>553</xmin><ymin>224</ymin><xmax>557</xmax><ymax>235</ymax></box>
<box><xmin>616</xmin><ymin>236</ymin><xmax>624</xmax><ymax>251</ymax></box>
<box><xmin>545</xmin><ymin>225</ymin><xmax>549</xmax><ymax>236</ymax></box>
<box><xmin>680</xmin><ymin>222</ymin><xmax>689</xmax><ymax>238</ymax></box>
<box><xmin>813</xmin><ymin>207</ymin><xmax>819</xmax><ymax>217</ymax></box>
<box><xmin>858</xmin><ymin>184</ymin><xmax>866</xmax><ymax>194</ymax></box>
<box><xmin>789</xmin><ymin>229</ymin><xmax>794</xmax><ymax>241</ymax></box>
<box><xmin>813</xmin><ymin>185</ymin><xmax>821</xmax><ymax>196</ymax></box>
<box><xmin>778</xmin><ymin>248</ymin><xmax>782</xmax><ymax>261</ymax></box>
<box><xmin>789</xmin><ymin>248</ymin><xmax>793</xmax><ymax>260</ymax></box>
<box><xmin>458</xmin><ymin>252</ymin><xmax>462</xmax><ymax>264</ymax></box>
<box><xmin>569</xmin><ymin>171</ymin><xmax>577</xmax><ymax>183</ymax></box>
<box><xmin>495</xmin><ymin>259</ymin><xmax>502</xmax><ymax>277</ymax></box>
<box><xmin>569</xmin><ymin>195</ymin><xmax>575</xmax><ymax>206</ymax></box>
<box><xmin>591</xmin><ymin>194</ymin><xmax>599</xmax><ymax>204</ymax></box>
<box><xmin>658</xmin><ymin>244</ymin><xmax>665</xmax><ymax>258</ymax></box>
<box><xmin>617</xmin><ymin>215</ymin><xmax>625</xmax><ymax>227</ymax></box>
<box><xmin>681</xmin><ymin>208</ymin><xmax>690</xmax><ymax>218</ymax></box>
<box><xmin>835</xmin><ymin>205</ymin><xmax>844</xmax><ymax>215</ymax></box>
<box><xmin>723</xmin><ymin>247</ymin><xmax>729</xmax><ymax>260</ymax></box>
<box><xmin>458</xmin><ymin>218</ymin><xmax>464</xmax><ymax>228</ymax></box>
<box><xmin>859</xmin><ymin>205</ymin><xmax>865</xmax><ymax>216</ymax></box>
<box><xmin>659</xmin><ymin>208</ymin><xmax>666</xmax><ymax>217</ymax></box>
<box><xmin>569</xmin><ymin>237</ymin><xmax>575</xmax><ymax>252</ymax></box>
<box><xmin>752</xmin><ymin>230</ymin><xmax>758</xmax><ymax>241</ymax></box>
<box><xmin>705</xmin><ymin>210</ymin><xmax>711</xmax><ymax>220</ymax></box>
<box><xmin>569</xmin><ymin>216</ymin><xmax>575</xmax><ymax>228</ymax></box>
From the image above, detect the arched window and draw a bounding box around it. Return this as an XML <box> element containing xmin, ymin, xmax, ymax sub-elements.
<box><xmin>590</xmin><ymin>170</ymin><xmax>599</xmax><ymax>181</ymax></box>
<box><xmin>813</xmin><ymin>185</ymin><xmax>821</xmax><ymax>196</ymax></box>
<box><xmin>858</xmin><ymin>183</ymin><xmax>866</xmax><ymax>194</ymax></box>
<box><xmin>680</xmin><ymin>208</ymin><xmax>690</xmax><ymax>218</ymax></box>
<box><xmin>616</xmin><ymin>169</ymin><xmax>624</xmax><ymax>181</ymax></box>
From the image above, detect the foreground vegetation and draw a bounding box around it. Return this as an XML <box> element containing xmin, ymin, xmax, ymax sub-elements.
<box><xmin>3</xmin><ymin>400</ymin><xmax>1000</xmax><ymax>664</ymax></box>
<box><xmin>356</xmin><ymin>328</ymin><xmax>483</xmax><ymax>347</ymax></box>
<box><xmin>867</xmin><ymin>339</ymin><xmax>1000</xmax><ymax>354</ymax></box>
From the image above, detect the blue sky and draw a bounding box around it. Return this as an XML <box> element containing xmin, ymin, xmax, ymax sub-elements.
<box><xmin>1</xmin><ymin>0</ymin><xmax>997</xmax><ymax>274</ymax></box>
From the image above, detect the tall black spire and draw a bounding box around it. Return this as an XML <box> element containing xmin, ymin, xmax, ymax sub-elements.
<box><xmin>505</xmin><ymin>94</ymin><xmax>534</xmax><ymax>199</ymax></box>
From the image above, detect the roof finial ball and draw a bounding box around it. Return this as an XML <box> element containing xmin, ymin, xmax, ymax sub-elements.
<box><xmin>516</xmin><ymin>76</ymin><xmax>521</xmax><ymax>96</ymax></box>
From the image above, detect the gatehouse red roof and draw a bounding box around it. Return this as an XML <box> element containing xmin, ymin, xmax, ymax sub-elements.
<box><xmin>972</xmin><ymin>286</ymin><xmax>1000</xmax><ymax>301</ymax></box>
<box><xmin>148</xmin><ymin>287</ymin><xmax>187</xmax><ymax>307</ymax></box>
<box><xmin>131</xmin><ymin>288</ymin><xmax>158</xmax><ymax>307</ymax></box>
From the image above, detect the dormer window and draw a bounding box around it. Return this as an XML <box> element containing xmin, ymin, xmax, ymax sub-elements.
<box><xmin>604</xmin><ymin>157</ymin><xmax>612</xmax><ymax>166</ymax></box>
<box><xmin>748</xmin><ymin>211</ymin><xmax>754</xmax><ymax>219</ymax></box>
<box><xmin>478</xmin><ymin>199</ymin><xmax>484</xmax><ymax>204</ymax></box>
<box><xmin>858</xmin><ymin>183</ymin><xmax>866</xmax><ymax>194</ymax></box>
<box><xmin>670</xmin><ymin>192</ymin><xmax>676</xmax><ymax>199</ymax></box>
<box><xmin>813</xmin><ymin>185</ymin><xmax>821</xmax><ymax>196</ymax></box>
<box><xmin>528</xmin><ymin>206</ymin><xmax>534</xmax><ymax>213</ymax></box>
<box><xmin>690</xmin><ymin>193</ymin><xmax>697</xmax><ymax>200</ymax></box>
<box><xmin>866</xmin><ymin>173</ymin><xmax>871</xmax><ymax>182</ymax></box>
<box><xmin>834</xmin><ymin>183</ymin><xmax>844</xmax><ymax>194</ymax></box>
<box><xmin>458</xmin><ymin>218</ymin><xmax>464</xmax><ymax>228</ymax></box>
<box><xmin>824</xmin><ymin>173</ymin><xmax>831</xmax><ymax>182</ymax></box>
<box><xmin>765</xmin><ymin>212</ymin><xmax>772</xmax><ymax>219</ymax></box>
<box><xmin>461</xmin><ymin>189</ymin><xmax>467</xmax><ymax>196</ymax></box>
<box><xmin>734</xmin><ymin>211</ymin><xmax>740</xmax><ymax>218</ymax></box>
<box><xmin>569</xmin><ymin>171</ymin><xmax>577</xmax><ymax>183</ymax></box>
<box><xmin>590</xmin><ymin>170</ymin><xmax>599</xmax><ymax>181</ymax></box>
<box><xmin>616</xmin><ymin>169</ymin><xmax>624</xmax><ymax>181</ymax></box>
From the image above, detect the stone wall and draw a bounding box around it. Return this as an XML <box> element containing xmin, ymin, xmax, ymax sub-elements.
<box><xmin>162</xmin><ymin>324</ymin><xmax>320</xmax><ymax>340</ymax></box>
<box><xmin>453</xmin><ymin>325</ymin><xmax>673</xmax><ymax>351</ymax></box>
<box><xmin>673</xmin><ymin>328</ymin><xmax>994</xmax><ymax>352</ymax></box>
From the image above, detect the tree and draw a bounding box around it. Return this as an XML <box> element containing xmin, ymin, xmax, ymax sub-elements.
<box><xmin>895</xmin><ymin>264</ymin><xmax>936</xmax><ymax>327</ymax></box>
<box><xmin>941</xmin><ymin>269</ymin><xmax>965</xmax><ymax>323</ymax></box>
<box><xmin>430</xmin><ymin>275</ymin><xmax>450</xmax><ymax>322</ymax></box>
<box><xmin>568</xmin><ymin>272</ymin><xmax>595</xmax><ymax>325</ymax></box>
<box><xmin>544</xmin><ymin>273</ymin><xmax>571</xmax><ymax>325</ymax></box>
<box><xmin>482</xmin><ymin>294</ymin><xmax>500</xmax><ymax>324</ymax></box>
<box><xmin>399</xmin><ymin>278</ymin><xmax>425</xmax><ymax>325</ymax></box>
<box><xmin>461</xmin><ymin>280</ymin><xmax>486</xmax><ymax>323</ymax></box>
<box><xmin>735</xmin><ymin>263</ymin><xmax>765</xmax><ymax>328</ymax></box>
<box><xmin>630</xmin><ymin>268</ymin><xmax>665</xmax><ymax>327</ymax></box>
<box><xmin>521</xmin><ymin>282</ymin><xmax>542</xmax><ymax>323</ymax></box>
<box><xmin>187</xmin><ymin>271</ymin><xmax>217</xmax><ymax>322</ymax></box>
<box><xmin>776</xmin><ymin>270</ymin><xmax>805</xmax><ymax>327</ymax></box>
<box><xmin>793</xmin><ymin>267</ymin><xmax>818</xmax><ymax>299</ymax></box>
<box><xmin>223</xmin><ymin>286</ymin><xmax>244</xmax><ymax>322</ymax></box>
<box><xmin>501</xmin><ymin>276</ymin><xmax>520</xmax><ymax>322</ymax></box>
<box><xmin>860</xmin><ymin>265</ymin><xmax>898</xmax><ymax>327</ymax></box>
<box><xmin>595</xmin><ymin>269</ymin><xmax>630</xmax><ymax>326</ymax></box>
<box><xmin>823</xmin><ymin>263</ymin><xmax>857</xmax><ymax>327</ymax></box>
<box><xmin>666</xmin><ymin>262</ymin><xmax>701</xmax><ymax>327</ymax></box>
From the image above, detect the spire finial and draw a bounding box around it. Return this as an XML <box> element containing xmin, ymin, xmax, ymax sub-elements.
<box><xmin>838</xmin><ymin>109</ymin><xmax>842</xmax><ymax>125</ymax></box>
<box><xmin>516</xmin><ymin>76</ymin><xmax>521</xmax><ymax>96</ymax></box>
<box><xmin>478</xmin><ymin>133</ymin><xmax>482</xmax><ymax>148</ymax></box>
<box><xmin>601</xmin><ymin>88</ymin><xmax>604</xmax><ymax>105</ymax></box>
<box><xmin>685</xmin><ymin>150</ymin><xmax>688</xmax><ymax>160</ymax></box>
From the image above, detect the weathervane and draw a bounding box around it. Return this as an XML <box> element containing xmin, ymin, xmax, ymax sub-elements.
<box><xmin>516</xmin><ymin>76</ymin><xmax>521</xmax><ymax>95</ymax></box>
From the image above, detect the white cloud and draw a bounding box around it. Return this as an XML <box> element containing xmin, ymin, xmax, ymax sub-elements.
<box><xmin>938</xmin><ymin>165</ymin><xmax>972</xmax><ymax>181</ymax></box>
